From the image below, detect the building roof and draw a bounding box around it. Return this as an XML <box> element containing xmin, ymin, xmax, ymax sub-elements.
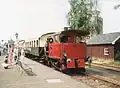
<box><xmin>87</xmin><ymin>32</ymin><xmax>120</xmax><ymax>45</ymax></box>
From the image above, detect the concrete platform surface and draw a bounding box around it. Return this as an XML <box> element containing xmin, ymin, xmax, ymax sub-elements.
<box><xmin>0</xmin><ymin>56</ymin><xmax>91</xmax><ymax>88</ymax></box>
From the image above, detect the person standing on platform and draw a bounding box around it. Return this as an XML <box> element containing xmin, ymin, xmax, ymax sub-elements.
<box><xmin>2</xmin><ymin>45</ymin><xmax>14</xmax><ymax>69</ymax></box>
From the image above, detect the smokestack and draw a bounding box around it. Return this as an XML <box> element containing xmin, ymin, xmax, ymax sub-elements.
<box><xmin>64</xmin><ymin>27</ymin><xmax>72</xmax><ymax>31</ymax></box>
<box><xmin>64</xmin><ymin>27</ymin><xmax>68</xmax><ymax>31</ymax></box>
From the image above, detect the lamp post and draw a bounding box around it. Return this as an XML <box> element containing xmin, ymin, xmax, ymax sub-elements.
<box><xmin>15</xmin><ymin>33</ymin><xmax>18</xmax><ymax>41</ymax></box>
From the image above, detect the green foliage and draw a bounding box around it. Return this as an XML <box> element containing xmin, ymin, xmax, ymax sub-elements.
<box><xmin>115</xmin><ymin>51</ymin><xmax>120</xmax><ymax>61</ymax></box>
<box><xmin>67</xmin><ymin>0</ymin><xmax>102</xmax><ymax>36</ymax></box>
<box><xmin>114</xmin><ymin>4</ymin><xmax>120</xmax><ymax>9</ymax></box>
<box><xmin>8</xmin><ymin>39</ymin><xmax>15</xmax><ymax>45</ymax></box>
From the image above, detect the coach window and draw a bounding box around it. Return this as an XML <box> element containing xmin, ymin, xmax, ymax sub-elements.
<box><xmin>31</xmin><ymin>41</ymin><xmax>33</xmax><ymax>47</ymax></box>
<box><xmin>31</xmin><ymin>41</ymin><xmax>32</xmax><ymax>47</ymax></box>
<box><xmin>104</xmin><ymin>48</ymin><xmax>109</xmax><ymax>55</ymax></box>
<box><xmin>38</xmin><ymin>38</ymin><xmax>40</xmax><ymax>46</ymax></box>
<box><xmin>29</xmin><ymin>42</ymin><xmax>31</xmax><ymax>47</ymax></box>
<box><xmin>34</xmin><ymin>41</ymin><xmax>35</xmax><ymax>47</ymax></box>
<box><xmin>60</xmin><ymin>36</ymin><xmax>69</xmax><ymax>43</ymax></box>
<box><xmin>27</xmin><ymin>42</ymin><xmax>29</xmax><ymax>47</ymax></box>
<box><xmin>36</xmin><ymin>40</ymin><xmax>38</xmax><ymax>47</ymax></box>
<box><xmin>27</xmin><ymin>42</ymin><xmax>28</xmax><ymax>47</ymax></box>
<box><xmin>32</xmin><ymin>41</ymin><xmax>33</xmax><ymax>47</ymax></box>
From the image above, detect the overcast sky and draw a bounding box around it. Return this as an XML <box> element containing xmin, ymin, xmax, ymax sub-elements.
<box><xmin>0</xmin><ymin>0</ymin><xmax>120</xmax><ymax>41</ymax></box>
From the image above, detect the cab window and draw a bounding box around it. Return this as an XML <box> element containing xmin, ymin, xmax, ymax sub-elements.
<box><xmin>60</xmin><ymin>36</ymin><xmax>70</xmax><ymax>43</ymax></box>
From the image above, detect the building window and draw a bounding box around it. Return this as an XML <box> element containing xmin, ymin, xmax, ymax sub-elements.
<box><xmin>104</xmin><ymin>48</ymin><xmax>109</xmax><ymax>55</ymax></box>
<box><xmin>28</xmin><ymin>42</ymin><xmax>30</xmax><ymax>47</ymax></box>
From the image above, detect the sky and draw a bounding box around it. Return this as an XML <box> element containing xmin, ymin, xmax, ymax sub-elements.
<box><xmin>0</xmin><ymin>0</ymin><xmax>120</xmax><ymax>41</ymax></box>
<box><xmin>100</xmin><ymin>0</ymin><xmax>120</xmax><ymax>33</ymax></box>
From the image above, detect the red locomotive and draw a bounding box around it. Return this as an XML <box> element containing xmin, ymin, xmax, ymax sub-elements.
<box><xmin>25</xmin><ymin>28</ymin><xmax>88</xmax><ymax>72</ymax></box>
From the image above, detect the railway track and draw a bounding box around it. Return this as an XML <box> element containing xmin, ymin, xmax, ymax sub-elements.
<box><xmin>72</xmin><ymin>73</ymin><xmax>120</xmax><ymax>88</ymax></box>
<box><xmin>88</xmin><ymin>74</ymin><xmax>120</xmax><ymax>87</ymax></box>
<box><xmin>27</xmin><ymin>57</ymin><xmax>120</xmax><ymax>88</ymax></box>
<box><xmin>50</xmin><ymin>61</ymin><xmax>120</xmax><ymax>88</ymax></box>
<box><xmin>90</xmin><ymin>63</ymin><xmax>120</xmax><ymax>72</ymax></box>
<box><xmin>93</xmin><ymin>63</ymin><xmax>120</xmax><ymax>68</ymax></box>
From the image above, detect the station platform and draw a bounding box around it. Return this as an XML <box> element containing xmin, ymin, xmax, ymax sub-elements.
<box><xmin>0</xmin><ymin>56</ymin><xmax>91</xmax><ymax>88</ymax></box>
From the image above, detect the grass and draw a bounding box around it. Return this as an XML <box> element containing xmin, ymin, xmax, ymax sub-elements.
<box><xmin>92</xmin><ymin>57</ymin><xmax>120</xmax><ymax>67</ymax></box>
<box><xmin>105</xmin><ymin>61</ymin><xmax>120</xmax><ymax>67</ymax></box>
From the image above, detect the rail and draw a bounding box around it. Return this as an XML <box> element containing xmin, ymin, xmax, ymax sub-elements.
<box><xmin>87</xmin><ymin>63</ymin><xmax>120</xmax><ymax>72</ymax></box>
<box><xmin>88</xmin><ymin>74</ymin><xmax>120</xmax><ymax>87</ymax></box>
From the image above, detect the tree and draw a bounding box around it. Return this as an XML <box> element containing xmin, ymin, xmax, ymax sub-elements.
<box><xmin>67</xmin><ymin>0</ymin><xmax>102</xmax><ymax>37</ymax></box>
<box><xmin>1</xmin><ymin>40</ymin><xmax>4</xmax><ymax>42</ymax></box>
<box><xmin>114</xmin><ymin>4</ymin><xmax>120</xmax><ymax>9</ymax></box>
<box><xmin>8</xmin><ymin>39</ymin><xmax>15</xmax><ymax>46</ymax></box>
<box><xmin>92</xmin><ymin>10</ymin><xmax>103</xmax><ymax>35</ymax></box>
<box><xmin>0</xmin><ymin>40</ymin><xmax>4</xmax><ymax>45</ymax></box>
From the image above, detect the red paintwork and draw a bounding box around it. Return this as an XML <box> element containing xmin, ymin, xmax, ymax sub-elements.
<box><xmin>49</xmin><ymin>43</ymin><xmax>86</xmax><ymax>68</ymax></box>
<box><xmin>63</xmin><ymin>43</ymin><xmax>86</xmax><ymax>59</ymax></box>
<box><xmin>66</xmin><ymin>59</ymin><xmax>85</xmax><ymax>68</ymax></box>
<box><xmin>49</xmin><ymin>43</ymin><xmax>62</xmax><ymax>59</ymax></box>
<box><xmin>48</xmin><ymin>30</ymin><xmax>87</xmax><ymax>69</ymax></box>
<box><xmin>63</xmin><ymin>43</ymin><xmax>86</xmax><ymax>68</ymax></box>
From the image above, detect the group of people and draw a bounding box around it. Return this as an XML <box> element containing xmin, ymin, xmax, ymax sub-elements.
<box><xmin>3</xmin><ymin>45</ymin><xmax>25</xmax><ymax>69</ymax></box>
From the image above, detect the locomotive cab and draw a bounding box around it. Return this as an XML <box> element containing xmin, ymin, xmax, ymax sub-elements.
<box><xmin>60</xmin><ymin>36</ymin><xmax>73</xmax><ymax>43</ymax></box>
